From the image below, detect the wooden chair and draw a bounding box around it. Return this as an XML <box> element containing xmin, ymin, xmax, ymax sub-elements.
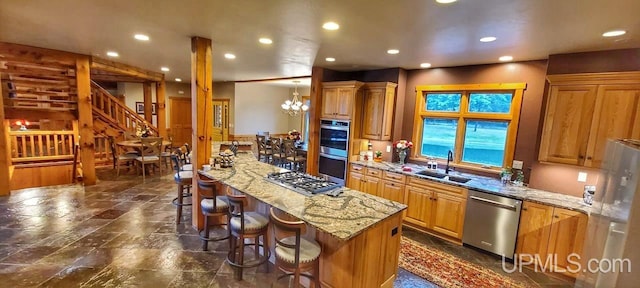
<box><xmin>136</xmin><ymin>137</ymin><xmax>163</xmax><ymax>181</ymax></box>
<box><xmin>226</xmin><ymin>191</ymin><xmax>271</xmax><ymax>280</ymax></box>
<box><xmin>114</xmin><ymin>140</ymin><xmax>138</xmax><ymax>177</ymax></box>
<box><xmin>270</xmin><ymin>138</ymin><xmax>285</xmax><ymax>166</ymax></box>
<box><xmin>256</xmin><ymin>135</ymin><xmax>273</xmax><ymax>163</ymax></box>
<box><xmin>160</xmin><ymin>136</ymin><xmax>173</xmax><ymax>168</ymax></box>
<box><xmin>196</xmin><ymin>174</ymin><xmax>230</xmax><ymax>251</ymax></box>
<box><xmin>175</xmin><ymin>146</ymin><xmax>192</xmax><ymax>171</ymax></box>
<box><xmin>171</xmin><ymin>153</ymin><xmax>192</xmax><ymax>224</ymax></box>
<box><xmin>283</xmin><ymin>139</ymin><xmax>306</xmax><ymax>172</ymax></box>
<box><xmin>270</xmin><ymin>207</ymin><xmax>321</xmax><ymax>288</ymax></box>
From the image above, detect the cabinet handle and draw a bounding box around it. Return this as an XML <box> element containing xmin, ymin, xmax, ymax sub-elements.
<box><xmin>390</xmin><ymin>183</ymin><xmax>395</xmax><ymax>186</ymax></box>
<box><xmin>587</xmin><ymin>156</ymin><xmax>592</xmax><ymax>160</ymax></box>
<box><xmin>554</xmin><ymin>215</ymin><xmax>560</xmax><ymax>218</ymax></box>
<box><xmin>522</xmin><ymin>208</ymin><xmax>528</xmax><ymax>211</ymax></box>
<box><xmin>578</xmin><ymin>155</ymin><xmax>584</xmax><ymax>159</ymax></box>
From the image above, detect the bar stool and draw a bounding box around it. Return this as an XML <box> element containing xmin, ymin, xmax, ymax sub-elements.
<box><xmin>226</xmin><ymin>191</ymin><xmax>271</xmax><ymax>280</ymax></box>
<box><xmin>196</xmin><ymin>174</ymin><xmax>230</xmax><ymax>251</ymax></box>
<box><xmin>269</xmin><ymin>207</ymin><xmax>321</xmax><ymax>288</ymax></box>
<box><xmin>171</xmin><ymin>154</ymin><xmax>192</xmax><ymax>224</ymax></box>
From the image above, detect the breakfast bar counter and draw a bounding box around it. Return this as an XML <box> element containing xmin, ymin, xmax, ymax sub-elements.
<box><xmin>201</xmin><ymin>151</ymin><xmax>406</xmax><ymax>288</ymax></box>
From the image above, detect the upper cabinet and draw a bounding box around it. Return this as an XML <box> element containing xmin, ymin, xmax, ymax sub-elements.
<box><xmin>361</xmin><ymin>82</ymin><xmax>397</xmax><ymax>140</ymax></box>
<box><xmin>539</xmin><ymin>72</ymin><xmax>640</xmax><ymax>168</ymax></box>
<box><xmin>321</xmin><ymin>81</ymin><xmax>364</xmax><ymax>120</ymax></box>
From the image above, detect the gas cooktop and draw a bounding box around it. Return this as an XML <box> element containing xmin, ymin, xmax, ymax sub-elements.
<box><xmin>265</xmin><ymin>171</ymin><xmax>343</xmax><ymax>197</ymax></box>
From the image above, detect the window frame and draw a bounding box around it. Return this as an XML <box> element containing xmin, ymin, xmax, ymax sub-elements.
<box><xmin>411</xmin><ymin>83</ymin><xmax>526</xmax><ymax>173</ymax></box>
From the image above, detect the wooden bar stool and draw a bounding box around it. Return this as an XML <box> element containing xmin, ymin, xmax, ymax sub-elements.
<box><xmin>196</xmin><ymin>174</ymin><xmax>230</xmax><ymax>251</ymax></box>
<box><xmin>269</xmin><ymin>207</ymin><xmax>322</xmax><ymax>288</ymax></box>
<box><xmin>170</xmin><ymin>154</ymin><xmax>192</xmax><ymax>224</ymax></box>
<box><xmin>226</xmin><ymin>191</ymin><xmax>271</xmax><ymax>280</ymax></box>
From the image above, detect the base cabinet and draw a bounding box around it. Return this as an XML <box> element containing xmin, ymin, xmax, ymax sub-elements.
<box><xmin>516</xmin><ymin>201</ymin><xmax>588</xmax><ymax>278</ymax></box>
<box><xmin>431</xmin><ymin>192</ymin><xmax>466</xmax><ymax>239</ymax></box>
<box><xmin>403</xmin><ymin>185</ymin><xmax>433</xmax><ymax>228</ymax></box>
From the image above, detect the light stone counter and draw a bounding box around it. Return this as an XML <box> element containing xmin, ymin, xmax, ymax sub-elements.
<box><xmin>201</xmin><ymin>152</ymin><xmax>406</xmax><ymax>241</ymax></box>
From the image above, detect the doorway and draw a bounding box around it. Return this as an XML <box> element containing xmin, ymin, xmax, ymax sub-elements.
<box><xmin>212</xmin><ymin>99</ymin><xmax>229</xmax><ymax>141</ymax></box>
<box><xmin>169</xmin><ymin>97</ymin><xmax>192</xmax><ymax>146</ymax></box>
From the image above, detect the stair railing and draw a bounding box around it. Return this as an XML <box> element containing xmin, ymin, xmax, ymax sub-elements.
<box><xmin>90</xmin><ymin>81</ymin><xmax>158</xmax><ymax>136</ymax></box>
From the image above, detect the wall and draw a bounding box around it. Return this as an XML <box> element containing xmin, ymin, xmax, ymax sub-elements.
<box><xmin>213</xmin><ymin>82</ymin><xmax>235</xmax><ymax>134</ymax></box>
<box><xmin>403</xmin><ymin>60</ymin><xmax>549</xmax><ymax>181</ymax></box>
<box><xmin>233</xmin><ymin>83</ymin><xmax>292</xmax><ymax>135</ymax></box>
<box><xmin>286</xmin><ymin>86</ymin><xmax>311</xmax><ymax>133</ymax></box>
<box><xmin>117</xmin><ymin>82</ymin><xmax>158</xmax><ymax>127</ymax></box>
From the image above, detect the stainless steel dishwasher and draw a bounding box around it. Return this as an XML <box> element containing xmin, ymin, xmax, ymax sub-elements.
<box><xmin>462</xmin><ymin>190</ymin><xmax>522</xmax><ymax>259</ymax></box>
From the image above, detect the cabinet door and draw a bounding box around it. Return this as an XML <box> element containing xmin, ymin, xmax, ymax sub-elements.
<box><xmin>321</xmin><ymin>88</ymin><xmax>338</xmax><ymax>118</ymax></box>
<box><xmin>362</xmin><ymin>88</ymin><xmax>385</xmax><ymax>139</ymax></box>
<box><xmin>364</xmin><ymin>175</ymin><xmax>382</xmax><ymax>197</ymax></box>
<box><xmin>539</xmin><ymin>85</ymin><xmax>598</xmax><ymax>165</ymax></box>
<box><xmin>585</xmin><ymin>84</ymin><xmax>640</xmax><ymax>167</ymax></box>
<box><xmin>403</xmin><ymin>185</ymin><xmax>432</xmax><ymax>228</ymax></box>
<box><xmin>431</xmin><ymin>192</ymin><xmax>466</xmax><ymax>240</ymax></box>
<box><xmin>347</xmin><ymin>171</ymin><xmax>364</xmax><ymax>191</ymax></box>
<box><xmin>334</xmin><ymin>88</ymin><xmax>354</xmax><ymax>119</ymax></box>
<box><xmin>380</xmin><ymin>180</ymin><xmax>405</xmax><ymax>203</ymax></box>
<box><xmin>516</xmin><ymin>201</ymin><xmax>554</xmax><ymax>265</ymax></box>
<box><xmin>547</xmin><ymin>208</ymin><xmax>588</xmax><ymax>277</ymax></box>
<box><xmin>381</xmin><ymin>88</ymin><xmax>395</xmax><ymax>141</ymax></box>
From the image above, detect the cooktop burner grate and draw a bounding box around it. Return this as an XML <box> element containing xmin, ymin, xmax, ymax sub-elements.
<box><xmin>265</xmin><ymin>171</ymin><xmax>343</xmax><ymax>197</ymax></box>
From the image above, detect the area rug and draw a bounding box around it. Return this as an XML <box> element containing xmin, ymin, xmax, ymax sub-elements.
<box><xmin>399</xmin><ymin>237</ymin><xmax>537</xmax><ymax>288</ymax></box>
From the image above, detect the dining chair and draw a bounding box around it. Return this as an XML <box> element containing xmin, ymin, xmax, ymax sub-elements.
<box><xmin>283</xmin><ymin>139</ymin><xmax>305</xmax><ymax>171</ymax></box>
<box><xmin>256</xmin><ymin>135</ymin><xmax>272</xmax><ymax>163</ymax></box>
<box><xmin>270</xmin><ymin>138</ymin><xmax>285</xmax><ymax>166</ymax></box>
<box><xmin>136</xmin><ymin>137</ymin><xmax>163</xmax><ymax>181</ymax></box>
<box><xmin>115</xmin><ymin>140</ymin><xmax>138</xmax><ymax>177</ymax></box>
<box><xmin>174</xmin><ymin>146</ymin><xmax>193</xmax><ymax>171</ymax></box>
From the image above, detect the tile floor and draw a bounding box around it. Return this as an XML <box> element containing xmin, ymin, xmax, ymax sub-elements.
<box><xmin>0</xmin><ymin>168</ymin><xmax>574</xmax><ymax>287</ymax></box>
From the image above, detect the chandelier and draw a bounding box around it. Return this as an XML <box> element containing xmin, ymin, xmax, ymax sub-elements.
<box><xmin>281</xmin><ymin>80</ymin><xmax>309</xmax><ymax>116</ymax></box>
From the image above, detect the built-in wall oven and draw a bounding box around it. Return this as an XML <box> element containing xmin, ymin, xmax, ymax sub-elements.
<box><xmin>319</xmin><ymin>119</ymin><xmax>350</xmax><ymax>185</ymax></box>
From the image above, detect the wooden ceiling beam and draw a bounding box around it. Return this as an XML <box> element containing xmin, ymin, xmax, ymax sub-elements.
<box><xmin>0</xmin><ymin>42</ymin><xmax>80</xmax><ymax>68</ymax></box>
<box><xmin>89</xmin><ymin>73</ymin><xmax>146</xmax><ymax>83</ymax></box>
<box><xmin>91</xmin><ymin>57</ymin><xmax>163</xmax><ymax>82</ymax></box>
<box><xmin>4</xmin><ymin>107</ymin><xmax>76</xmax><ymax>120</ymax></box>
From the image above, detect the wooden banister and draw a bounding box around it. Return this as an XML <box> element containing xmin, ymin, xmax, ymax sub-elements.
<box><xmin>8</xmin><ymin>121</ymin><xmax>79</xmax><ymax>163</ymax></box>
<box><xmin>90</xmin><ymin>80</ymin><xmax>158</xmax><ymax>135</ymax></box>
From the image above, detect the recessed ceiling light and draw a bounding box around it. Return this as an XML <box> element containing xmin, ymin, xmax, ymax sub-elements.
<box><xmin>602</xmin><ymin>30</ymin><xmax>626</xmax><ymax>37</ymax></box>
<box><xmin>259</xmin><ymin>38</ymin><xmax>273</xmax><ymax>44</ymax></box>
<box><xmin>161</xmin><ymin>67</ymin><xmax>170</xmax><ymax>72</ymax></box>
<box><xmin>175</xmin><ymin>78</ymin><xmax>182</xmax><ymax>82</ymax></box>
<box><xmin>325</xmin><ymin>57</ymin><xmax>336</xmax><ymax>62</ymax></box>
<box><xmin>420</xmin><ymin>63</ymin><xmax>432</xmax><ymax>68</ymax></box>
<box><xmin>322</xmin><ymin>22</ymin><xmax>340</xmax><ymax>30</ymax></box>
<box><xmin>106</xmin><ymin>51</ymin><xmax>119</xmax><ymax>57</ymax></box>
<box><xmin>387</xmin><ymin>49</ymin><xmax>400</xmax><ymax>54</ymax></box>
<box><xmin>436</xmin><ymin>0</ymin><xmax>457</xmax><ymax>3</ymax></box>
<box><xmin>480</xmin><ymin>36</ymin><xmax>497</xmax><ymax>42</ymax></box>
<box><xmin>224</xmin><ymin>53</ymin><xmax>236</xmax><ymax>59</ymax></box>
<box><xmin>499</xmin><ymin>55</ymin><xmax>513</xmax><ymax>62</ymax></box>
<box><xmin>134</xmin><ymin>34</ymin><xmax>150</xmax><ymax>41</ymax></box>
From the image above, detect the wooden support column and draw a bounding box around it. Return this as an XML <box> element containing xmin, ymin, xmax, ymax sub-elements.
<box><xmin>0</xmin><ymin>81</ymin><xmax>12</xmax><ymax>195</ymax></box>
<box><xmin>76</xmin><ymin>56</ymin><xmax>96</xmax><ymax>185</ymax></box>
<box><xmin>143</xmin><ymin>81</ymin><xmax>153</xmax><ymax>123</ymax></box>
<box><xmin>306</xmin><ymin>66</ymin><xmax>324</xmax><ymax>175</ymax></box>
<box><xmin>156</xmin><ymin>79</ymin><xmax>167</xmax><ymax>138</ymax></box>
<box><xmin>190</xmin><ymin>37</ymin><xmax>214</xmax><ymax>229</ymax></box>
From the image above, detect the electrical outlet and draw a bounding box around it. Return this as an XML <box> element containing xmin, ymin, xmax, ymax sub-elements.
<box><xmin>578</xmin><ymin>172</ymin><xmax>588</xmax><ymax>182</ymax></box>
<box><xmin>386</xmin><ymin>145</ymin><xmax>391</xmax><ymax>153</ymax></box>
<box><xmin>512</xmin><ymin>160</ymin><xmax>523</xmax><ymax>170</ymax></box>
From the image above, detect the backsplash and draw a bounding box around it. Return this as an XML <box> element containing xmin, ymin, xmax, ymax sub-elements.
<box><xmin>528</xmin><ymin>162</ymin><xmax>602</xmax><ymax>198</ymax></box>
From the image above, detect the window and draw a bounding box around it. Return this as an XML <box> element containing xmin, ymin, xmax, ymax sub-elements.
<box><xmin>412</xmin><ymin>83</ymin><xmax>526</xmax><ymax>170</ymax></box>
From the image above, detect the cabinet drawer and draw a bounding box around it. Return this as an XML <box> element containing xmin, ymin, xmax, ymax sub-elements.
<box><xmin>383</xmin><ymin>171</ymin><xmax>406</xmax><ymax>183</ymax></box>
<box><xmin>407</xmin><ymin>176</ymin><xmax>467</xmax><ymax>198</ymax></box>
<box><xmin>350</xmin><ymin>164</ymin><xmax>365</xmax><ymax>173</ymax></box>
<box><xmin>366</xmin><ymin>168</ymin><xmax>382</xmax><ymax>178</ymax></box>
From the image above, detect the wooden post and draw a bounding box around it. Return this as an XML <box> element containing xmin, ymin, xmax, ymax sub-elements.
<box><xmin>191</xmin><ymin>37</ymin><xmax>214</xmax><ymax>229</ymax></box>
<box><xmin>76</xmin><ymin>56</ymin><xmax>96</xmax><ymax>185</ymax></box>
<box><xmin>143</xmin><ymin>81</ymin><xmax>153</xmax><ymax>123</ymax></box>
<box><xmin>156</xmin><ymin>79</ymin><xmax>167</xmax><ymax>138</ymax></box>
<box><xmin>306</xmin><ymin>66</ymin><xmax>324</xmax><ymax>175</ymax></box>
<box><xmin>0</xmin><ymin>81</ymin><xmax>12</xmax><ymax>195</ymax></box>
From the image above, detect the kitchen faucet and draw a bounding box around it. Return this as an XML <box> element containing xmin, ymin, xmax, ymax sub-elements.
<box><xmin>445</xmin><ymin>150</ymin><xmax>453</xmax><ymax>174</ymax></box>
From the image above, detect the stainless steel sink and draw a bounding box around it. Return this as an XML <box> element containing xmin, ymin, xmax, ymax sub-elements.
<box><xmin>416</xmin><ymin>170</ymin><xmax>447</xmax><ymax>179</ymax></box>
<box><xmin>446</xmin><ymin>175</ymin><xmax>472</xmax><ymax>183</ymax></box>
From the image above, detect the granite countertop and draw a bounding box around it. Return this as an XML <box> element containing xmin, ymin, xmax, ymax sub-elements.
<box><xmin>200</xmin><ymin>152</ymin><xmax>407</xmax><ymax>241</ymax></box>
<box><xmin>351</xmin><ymin>159</ymin><xmax>595</xmax><ymax>215</ymax></box>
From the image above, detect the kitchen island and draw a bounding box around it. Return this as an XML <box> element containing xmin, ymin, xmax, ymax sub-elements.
<box><xmin>200</xmin><ymin>151</ymin><xmax>406</xmax><ymax>288</ymax></box>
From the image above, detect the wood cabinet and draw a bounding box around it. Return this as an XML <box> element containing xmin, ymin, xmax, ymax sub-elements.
<box><xmin>347</xmin><ymin>171</ymin><xmax>364</xmax><ymax>191</ymax></box>
<box><xmin>516</xmin><ymin>201</ymin><xmax>588</xmax><ymax>278</ymax></box>
<box><xmin>364</xmin><ymin>175</ymin><xmax>382</xmax><ymax>197</ymax></box>
<box><xmin>361</xmin><ymin>82</ymin><xmax>397</xmax><ymax>140</ymax></box>
<box><xmin>403</xmin><ymin>185</ymin><xmax>433</xmax><ymax>228</ymax></box>
<box><xmin>539</xmin><ymin>73</ymin><xmax>640</xmax><ymax>168</ymax></box>
<box><xmin>431</xmin><ymin>192</ymin><xmax>467</xmax><ymax>239</ymax></box>
<box><xmin>347</xmin><ymin>164</ymin><xmax>381</xmax><ymax>197</ymax></box>
<box><xmin>321</xmin><ymin>81</ymin><xmax>364</xmax><ymax>120</ymax></box>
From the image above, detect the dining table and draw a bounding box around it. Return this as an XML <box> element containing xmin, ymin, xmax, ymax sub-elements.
<box><xmin>116</xmin><ymin>139</ymin><xmax>172</xmax><ymax>149</ymax></box>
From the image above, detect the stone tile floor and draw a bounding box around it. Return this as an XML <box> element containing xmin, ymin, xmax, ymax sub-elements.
<box><xmin>0</xmin><ymin>168</ymin><xmax>574</xmax><ymax>287</ymax></box>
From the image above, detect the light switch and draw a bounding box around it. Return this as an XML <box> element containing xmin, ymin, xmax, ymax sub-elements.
<box><xmin>512</xmin><ymin>160</ymin><xmax>523</xmax><ymax>170</ymax></box>
<box><xmin>578</xmin><ymin>172</ymin><xmax>588</xmax><ymax>182</ymax></box>
<box><xmin>386</xmin><ymin>145</ymin><xmax>391</xmax><ymax>153</ymax></box>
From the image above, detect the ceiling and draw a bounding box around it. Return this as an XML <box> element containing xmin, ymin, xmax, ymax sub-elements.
<box><xmin>1</xmin><ymin>0</ymin><xmax>638</xmax><ymax>83</ymax></box>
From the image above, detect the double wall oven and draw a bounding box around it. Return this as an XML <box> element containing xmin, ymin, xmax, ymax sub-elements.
<box><xmin>318</xmin><ymin>119</ymin><xmax>350</xmax><ymax>185</ymax></box>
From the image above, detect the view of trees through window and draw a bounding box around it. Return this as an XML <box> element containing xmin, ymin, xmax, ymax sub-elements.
<box><xmin>421</xmin><ymin>92</ymin><xmax>513</xmax><ymax>167</ymax></box>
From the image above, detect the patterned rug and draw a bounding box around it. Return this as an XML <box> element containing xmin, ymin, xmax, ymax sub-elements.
<box><xmin>399</xmin><ymin>237</ymin><xmax>537</xmax><ymax>288</ymax></box>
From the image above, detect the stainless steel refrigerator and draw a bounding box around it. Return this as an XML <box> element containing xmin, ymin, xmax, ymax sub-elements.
<box><xmin>576</xmin><ymin>139</ymin><xmax>640</xmax><ymax>287</ymax></box>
